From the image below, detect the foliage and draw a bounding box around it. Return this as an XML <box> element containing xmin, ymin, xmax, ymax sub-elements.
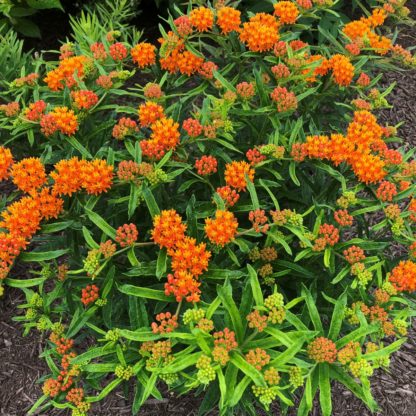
<box><xmin>0</xmin><ymin>1</ymin><xmax>415</xmax><ymax>415</ymax></box>
<box><xmin>0</xmin><ymin>0</ymin><xmax>63</xmax><ymax>37</ymax></box>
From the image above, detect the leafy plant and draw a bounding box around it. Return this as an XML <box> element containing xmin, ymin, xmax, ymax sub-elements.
<box><xmin>0</xmin><ymin>1</ymin><xmax>415</xmax><ymax>416</ymax></box>
<box><xmin>0</xmin><ymin>0</ymin><xmax>64</xmax><ymax>37</ymax></box>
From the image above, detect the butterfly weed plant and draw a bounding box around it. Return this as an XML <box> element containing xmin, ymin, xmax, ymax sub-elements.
<box><xmin>0</xmin><ymin>0</ymin><xmax>415</xmax><ymax>415</ymax></box>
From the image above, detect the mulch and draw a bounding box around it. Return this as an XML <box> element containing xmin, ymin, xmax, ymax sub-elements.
<box><xmin>1</xmin><ymin>5</ymin><xmax>416</xmax><ymax>416</ymax></box>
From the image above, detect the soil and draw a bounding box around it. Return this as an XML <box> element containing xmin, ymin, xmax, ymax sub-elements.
<box><xmin>1</xmin><ymin>3</ymin><xmax>416</xmax><ymax>416</ymax></box>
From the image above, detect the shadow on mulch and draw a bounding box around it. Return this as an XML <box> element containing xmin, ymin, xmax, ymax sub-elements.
<box><xmin>1</xmin><ymin>3</ymin><xmax>416</xmax><ymax>416</ymax></box>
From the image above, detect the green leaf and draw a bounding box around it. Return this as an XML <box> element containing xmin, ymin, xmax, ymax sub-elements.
<box><xmin>230</xmin><ymin>353</ymin><xmax>266</xmax><ymax>386</ymax></box>
<box><xmin>328</xmin><ymin>291</ymin><xmax>347</xmax><ymax>340</ymax></box>
<box><xmin>217</xmin><ymin>285</ymin><xmax>244</xmax><ymax>343</ymax></box>
<box><xmin>20</xmin><ymin>249</ymin><xmax>69</xmax><ymax>262</ymax></box>
<box><xmin>247</xmin><ymin>264</ymin><xmax>263</xmax><ymax>307</ymax></box>
<box><xmin>289</xmin><ymin>162</ymin><xmax>300</xmax><ymax>186</ymax></box>
<box><xmin>156</xmin><ymin>249</ymin><xmax>167</xmax><ymax>278</ymax></box>
<box><xmin>319</xmin><ymin>364</ymin><xmax>332</xmax><ymax>416</ymax></box>
<box><xmin>27</xmin><ymin>0</ymin><xmax>63</xmax><ymax>10</ymax></box>
<box><xmin>82</xmin><ymin>226</ymin><xmax>100</xmax><ymax>249</ymax></box>
<box><xmin>5</xmin><ymin>277</ymin><xmax>47</xmax><ymax>288</ymax></box>
<box><xmin>246</xmin><ymin>177</ymin><xmax>259</xmax><ymax>210</ymax></box>
<box><xmin>302</xmin><ymin>285</ymin><xmax>323</xmax><ymax>334</ymax></box>
<box><xmin>85</xmin><ymin>208</ymin><xmax>116</xmax><ymax>239</ymax></box>
<box><xmin>143</xmin><ymin>188</ymin><xmax>160</xmax><ymax>217</ymax></box>
<box><xmin>118</xmin><ymin>284</ymin><xmax>173</xmax><ymax>301</ymax></box>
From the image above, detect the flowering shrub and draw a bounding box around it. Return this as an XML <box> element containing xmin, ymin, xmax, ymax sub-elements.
<box><xmin>0</xmin><ymin>1</ymin><xmax>415</xmax><ymax>415</ymax></box>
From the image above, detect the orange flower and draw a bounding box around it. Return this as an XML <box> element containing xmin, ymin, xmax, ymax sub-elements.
<box><xmin>0</xmin><ymin>232</ymin><xmax>27</xmax><ymax>266</ymax></box>
<box><xmin>147</xmin><ymin>117</ymin><xmax>180</xmax><ymax>154</ymax></box>
<box><xmin>165</xmin><ymin>271</ymin><xmax>201</xmax><ymax>303</ymax></box>
<box><xmin>138</xmin><ymin>101</ymin><xmax>165</xmax><ymax>127</ymax></box>
<box><xmin>131</xmin><ymin>42</ymin><xmax>156</xmax><ymax>68</ymax></box>
<box><xmin>343</xmin><ymin>20</ymin><xmax>370</xmax><ymax>40</ymax></box>
<box><xmin>376</xmin><ymin>181</ymin><xmax>397</xmax><ymax>202</ymax></box>
<box><xmin>216</xmin><ymin>186</ymin><xmax>240</xmax><ymax>207</ymax></box>
<box><xmin>195</xmin><ymin>155</ymin><xmax>218</xmax><ymax>175</ymax></box>
<box><xmin>151</xmin><ymin>209</ymin><xmax>187</xmax><ymax>249</ymax></box>
<box><xmin>42</xmin><ymin>107</ymin><xmax>78</xmax><ymax>137</ymax></box>
<box><xmin>217</xmin><ymin>6</ymin><xmax>241</xmax><ymax>34</ymax></box>
<box><xmin>44</xmin><ymin>56</ymin><xmax>90</xmax><ymax>91</ymax></box>
<box><xmin>10</xmin><ymin>157</ymin><xmax>47</xmax><ymax>193</ymax></box>
<box><xmin>367</xmin><ymin>32</ymin><xmax>392</xmax><ymax>55</ymax></box>
<box><xmin>350</xmin><ymin>152</ymin><xmax>386</xmax><ymax>184</ymax></box>
<box><xmin>240</xmin><ymin>13</ymin><xmax>280</xmax><ymax>52</ymax></box>
<box><xmin>71</xmin><ymin>90</ymin><xmax>98</xmax><ymax>110</ymax></box>
<box><xmin>189</xmin><ymin>7</ymin><xmax>214</xmax><ymax>32</ymax></box>
<box><xmin>389</xmin><ymin>260</ymin><xmax>416</xmax><ymax>292</ymax></box>
<box><xmin>245</xmin><ymin>348</ymin><xmax>270</xmax><ymax>371</ymax></box>
<box><xmin>366</xmin><ymin>8</ymin><xmax>387</xmax><ymax>28</ymax></box>
<box><xmin>81</xmin><ymin>160</ymin><xmax>114</xmax><ymax>195</ymax></box>
<box><xmin>23</xmin><ymin>100</ymin><xmax>47</xmax><ymax>121</ymax></box>
<box><xmin>205</xmin><ymin>210</ymin><xmax>238</xmax><ymax>246</ymax></box>
<box><xmin>32</xmin><ymin>188</ymin><xmax>64</xmax><ymax>220</ymax></box>
<box><xmin>0</xmin><ymin>147</ymin><xmax>13</xmax><ymax>181</ymax></box>
<box><xmin>307</xmin><ymin>337</ymin><xmax>337</xmax><ymax>363</ymax></box>
<box><xmin>224</xmin><ymin>161</ymin><xmax>255</xmax><ymax>191</ymax></box>
<box><xmin>273</xmin><ymin>1</ymin><xmax>299</xmax><ymax>24</ymax></box>
<box><xmin>170</xmin><ymin>236</ymin><xmax>211</xmax><ymax>277</ymax></box>
<box><xmin>177</xmin><ymin>51</ymin><xmax>204</xmax><ymax>76</ymax></box>
<box><xmin>0</xmin><ymin>196</ymin><xmax>41</xmax><ymax>239</ymax></box>
<box><xmin>329</xmin><ymin>54</ymin><xmax>354</xmax><ymax>86</ymax></box>
<box><xmin>50</xmin><ymin>157</ymin><xmax>84</xmax><ymax>196</ymax></box>
<box><xmin>112</xmin><ymin>117</ymin><xmax>139</xmax><ymax>140</ymax></box>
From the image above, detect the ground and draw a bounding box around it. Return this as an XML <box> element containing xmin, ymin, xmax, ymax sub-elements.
<box><xmin>1</xmin><ymin>4</ymin><xmax>415</xmax><ymax>416</ymax></box>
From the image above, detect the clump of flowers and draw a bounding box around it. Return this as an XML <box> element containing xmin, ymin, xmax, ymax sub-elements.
<box><xmin>205</xmin><ymin>210</ymin><xmax>238</xmax><ymax>246</ymax></box>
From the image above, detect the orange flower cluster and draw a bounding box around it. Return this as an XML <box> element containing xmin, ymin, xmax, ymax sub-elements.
<box><xmin>44</xmin><ymin>55</ymin><xmax>90</xmax><ymax>91</ymax></box>
<box><xmin>71</xmin><ymin>90</ymin><xmax>99</xmax><ymax>110</ymax></box>
<box><xmin>216</xmin><ymin>186</ymin><xmax>240</xmax><ymax>207</ymax></box>
<box><xmin>183</xmin><ymin>118</ymin><xmax>203</xmax><ymax>137</ymax></box>
<box><xmin>247</xmin><ymin>309</ymin><xmax>268</xmax><ymax>332</ymax></box>
<box><xmin>307</xmin><ymin>337</ymin><xmax>337</xmax><ymax>363</ymax></box>
<box><xmin>376</xmin><ymin>181</ymin><xmax>397</xmax><ymax>202</ymax></box>
<box><xmin>170</xmin><ymin>236</ymin><xmax>211</xmax><ymax>277</ymax></box>
<box><xmin>112</xmin><ymin>117</ymin><xmax>139</xmax><ymax>140</ymax></box>
<box><xmin>81</xmin><ymin>284</ymin><xmax>99</xmax><ymax>306</ymax></box>
<box><xmin>0</xmin><ymin>146</ymin><xmax>13</xmax><ymax>181</ymax></box>
<box><xmin>131</xmin><ymin>42</ymin><xmax>156</xmax><ymax>68</ymax></box>
<box><xmin>109</xmin><ymin>42</ymin><xmax>128</xmax><ymax>61</ymax></box>
<box><xmin>240</xmin><ymin>13</ymin><xmax>280</xmax><ymax>52</ymax></box>
<box><xmin>152</xmin><ymin>209</ymin><xmax>187</xmax><ymax>249</ymax></box>
<box><xmin>115</xmin><ymin>223</ymin><xmax>138</xmax><ymax>247</ymax></box>
<box><xmin>273</xmin><ymin>1</ymin><xmax>299</xmax><ymax>25</ymax></box>
<box><xmin>246</xmin><ymin>148</ymin><xmax>266</xmax><ymax>166</ymax></box>
<box><xmin>50</xmin><ymin>157</ymin><xmax>113</xmax><ymax>196</ymax></box>
<box><xmin>343</xmin><ymin>246</ymin><xmax>365</xmax><ymax>264</ymax></box>
<box><xmin>90</xmin><ymin>42</ymin><xmax>107</xmax><ymax>60</ymax></box>
<box><xmin>342</xmin><ymin>8</ymin><xmax>393</xmax><ymax>56</ymax></box>
<box><xmin>217</xmin><ymin>6</ymin><xmax>241</xmax><ymax>34</ymax></box>
<box><xmin>189</xmin><ymin>7</ymin><xmax>214</xmax><ymax>32</ymax></box>
<box><xmin>245</xmin><ymin>348</ymin><xmax>270</xmax><ymax>370</ymax></box>
<box><xmin>389</xmin><ymin>260</ymin><xmax>416</xmax><ymax>292</ymax></box>
<box><xmin>334</xmin><ymin>209</ymin><xmax>353</xmax><ymax>227</ymax></box>
<box><xmin>165</xmin><ymin>271</ymin><xmax>202</xmax><ymax>303</ymax></box>
<box><xmin>224</xmin><ymin>160</ymin><xmax>255</xmax><ymax>191</ymax></box>
<box><xmin>141</xmin><ymin>117</ymin><xmax>180</xmax><ymax>160</ymax></box>
<box><xmin>236</xmin><ymin>82</ymin><xmax>256</xmax><ymax>100</ymax></box>
<box><xmin>13</xmin><ymin>72</ymin><xmax>39</xmax><ymax>87</ymax></box>
<box><xmin>313</xmin><ymin>223</ymin><xmax>340</xmax><ymax>251</ymax></box>
<box><xmin>299</xmin><ymin>111</ymin><xmax>390</xmax><ymax>183</ymax></box>
<box><xmin>249</xmin><ymin>209</ymin><xmax>269</xmax><ymax>233</ymax></box>
<box><xmin>40</xmin><ymin>107</ymin><xmax>79</xmax><ymax>137</ymax></box>
<box><xmin>138</xmin><ymin>101</ymin><xmax>165</xmax><ymax>127</ymax></box>
<box><xmin>195</xmin><ymin>155</ymin><xmax>218</xmax><ymax>175</ymax></box>
<box><xmin>151</xmin><ymin>312</ymin><xmax>178</xmax><ymax>334</ymax></box>
<box><xmin>270</xmin><ymin>86</ymin><xmax>298</xmax><ymax>112</ymax></box>
<box><xmin>23</xmin><ymin>100</ymin><xmax>47</xmax><ymax>121</ymax></box>
<box><xmin>329</xmin><ymin>54</ymin><xmax>354</xmax><ymax>86</ymax></box>
<box><xmin>0</xmin><ymin>102</ymin><xmax>19</xmax><ymax>117</ymax></box>
<box><xmin>152</xmin><ymin>209</ymin><xmax>211</xmax><ymax>303</ymax></box>
<box><xmin>10</xmin><ymin>157</ymin><xmax>47</xmax><ymax>193</ymax></box>
<box><xmin>174</xmin><ymin>15</ymin><xmax>193</xmax><ymax>37</ymax></box>
<box><xmin>205</xmin><ymin>210</ymin><xmax>238</xmax><ymax>246</ymax></box>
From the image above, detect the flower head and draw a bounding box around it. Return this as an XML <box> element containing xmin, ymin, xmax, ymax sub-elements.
<box><xmin>224</xmin><ymin>161</ymin><xmax>255</xmax><ymax>191</ymax></box>
<box><xmin>205</xmin><ymin>210</ymin><xmax>238</xmax><ymax>246</ymax></box>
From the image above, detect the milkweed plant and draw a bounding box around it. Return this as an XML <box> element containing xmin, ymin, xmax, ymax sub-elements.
<box><xmin>0</xmin><ymin>0</ymin><xmax>415</xmax><ymax>415</ymax></box>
